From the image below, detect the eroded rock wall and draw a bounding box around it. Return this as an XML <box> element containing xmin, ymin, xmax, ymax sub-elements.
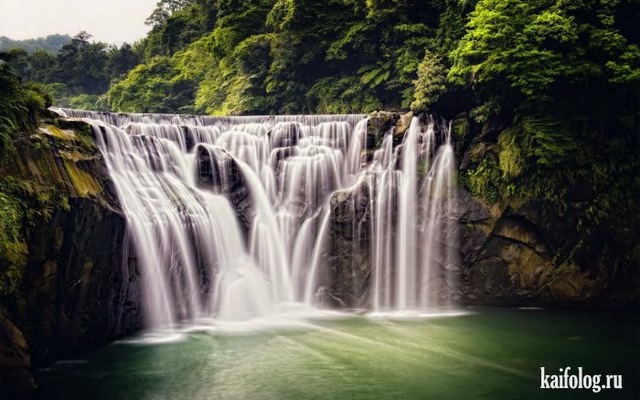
<box><xmin>0</xmin><ymin>116</ymin><xmax>140</xmax><ymax>398</ymax></box>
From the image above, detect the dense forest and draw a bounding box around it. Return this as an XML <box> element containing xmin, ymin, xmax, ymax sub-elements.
<box><xmin>0</xmin><ymin>34</ymin><xmax>71</xmax><ymax>54</ymax></box>
<box><xmin>4</xmin><ymin>0</ymin><xmax>638</xmax><ymax>116</ymax></box>
<box><xmin>1</xmin><ymin>31</ymin><xmax>139</xmax><ymax>110</ymax></box>
<box><xmin>1</xmin><ymin>0</ymin><xmax>639</xmax><ymax>296</ymax></box>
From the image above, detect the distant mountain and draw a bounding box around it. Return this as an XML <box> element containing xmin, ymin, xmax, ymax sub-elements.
<box><xmin>0</xmin><ymin>34</ymin><xmax>72</xmax><ymax>53</ymax></box>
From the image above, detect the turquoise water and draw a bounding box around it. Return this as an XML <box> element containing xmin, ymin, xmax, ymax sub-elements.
<box><xmin>37</xmin><ymin>308</ymin><xmax>639</xmax><ymax>400</ymax></box>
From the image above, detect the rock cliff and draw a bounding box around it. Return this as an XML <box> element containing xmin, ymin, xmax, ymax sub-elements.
<box><xmin>0</xmin><ymin>115</ymin><xmax>140</xmax><ymax>398</ymax></box>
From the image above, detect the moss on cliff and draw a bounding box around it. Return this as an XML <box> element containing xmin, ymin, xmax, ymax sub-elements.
<box><xmin>62</xmin><ymin>159</ymin><xmax>103</xmax><ymax>198</ymax></box>
<box><xmin>0</xmin><ymin>116</ymin><xmax>107</xmax><ymax>279</ymax></box>
<box><xmin>0</xmin><ymin>192</ymin><xmax>27</xmax><ymax>297</ymax></box>
<box><xmin>453</xmin><ymin>109</ymin><xmax>640</xmax><ymax>308</ymax></box>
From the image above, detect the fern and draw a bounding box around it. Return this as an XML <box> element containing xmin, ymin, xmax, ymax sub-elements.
<box><xmin>358</xmin><ymin>60</ymin><xmax>393</xmax><ymax>88</ymax></box>
<box><xmin>522</xmin><ymin>117</ymin><xmax>577</xmax><ymax>166</ymax></box>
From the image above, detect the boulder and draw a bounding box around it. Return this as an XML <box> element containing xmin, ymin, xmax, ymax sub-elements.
<box><xmin>0</xmin><ymin>314</ymin><xmax>35</xmax><ymax>400</ymax></box>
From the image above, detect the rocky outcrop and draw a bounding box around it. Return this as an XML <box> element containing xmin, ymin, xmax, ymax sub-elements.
<box><xmin>456</xmin><ymin>189</ymin><xmax>639</xmax><ymax>307</ymax></box>
<box><xmin>0</xmin><ymin>115</ymin><xmax>140</xmax><ymax>397</ymax></box>
<box><xmin>196</xmin><ymin>144</ymin><xmax>254</xmax><ymax>236</ymax></box>
<box><xmin>324</xmin><ymin>180</ymin><xmax>372</xmax><ymax>308</ymax></box>
<box><xmin>23</xmin><ymin>198</ymin><xmax>139</xmax><ymax>367</ymax></box>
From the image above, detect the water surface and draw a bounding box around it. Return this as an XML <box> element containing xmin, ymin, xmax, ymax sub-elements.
<box><xmin>37</xmin><ymin>308</ymin><xmax>639</xmax><ymax>399</ymax></box>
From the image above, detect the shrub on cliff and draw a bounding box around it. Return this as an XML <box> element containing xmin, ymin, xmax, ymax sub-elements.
<box><xmin>0</xmin><ymin>52</ymin><xmax>48</xmax><ymax>155</ymax></box>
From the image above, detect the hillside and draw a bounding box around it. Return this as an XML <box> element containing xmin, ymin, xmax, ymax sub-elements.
<box><xmin>0</xmin><ymin>34</ymin><xmax>71</xmax><ymax>53</ymax></box>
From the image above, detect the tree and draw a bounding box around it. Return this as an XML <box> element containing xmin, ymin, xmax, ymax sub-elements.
<box><xmin>107</xmin><ymin>56</ymin><xmax>195</xmax><ymax>113</ymax></box>
<box><xmin>56</xmin><ymin>32</ymin><xmax>110</xmax><ymax>94</ymax></box>
<box><xmin>447</xmin><ymin>0</ymin><xmax>639</xmax><ymax>120</ymax></box>
<box><xmin>0</xmin><ymin>52</ymin><xmax>47</xmax><ymax>154</ymax></box>
<box><xmin>411</xmin><ymin>50</ymin><xmax>447</xmax><ymax>111</ymax></box>
<box><xmin>108</xmin><ymin>44</ymin><xmax>141</xmax><ymax>80</ymax></box>
<box><xmin>146</xmin><ymin>0</ymin><xmax>193</xmax><ymax>27</ymax></box>
<box><xmin>28</xmin><ymin>50</ymin><xmax>57</xmax><ymax>82</ymax></box>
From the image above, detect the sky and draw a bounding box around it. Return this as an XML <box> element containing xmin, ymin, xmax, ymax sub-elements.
<box><xmin>0</xmin><ymin>0</ymin><xmax>159</xmax><ymax>44</ymax></box>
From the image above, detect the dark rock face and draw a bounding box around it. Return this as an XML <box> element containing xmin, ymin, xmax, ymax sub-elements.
<box><xmin>324</xmin><ymin>180</ymin><xmax>372</xmax><ymax>308</ymax></box>
<box><xmin>456</xmin><ymin>194</ymin><xmax>640</xmax><ymax>308</ymax></box>
<box><xmin>451</xmin><ymin>111</ymin><xmax>639</xmax><ymax>309</ymax></box>
<box><xmin>196</xmin><ymin>144</ymin><xmax>254</xmax><ymax>237</ymax></box>
<box><xmin>0</xmin><ymin>117</ymin><xmax>140</xmax><ymax>398</ymax></box>
<box><xmin>0</xmin><ymin>314</ymin><xmax>35</xmax><ymax>400</ymax></box>
<box><xmin>23</xmin><ymin>199</ymin><xmax>140</xmax><ymax>368</ymax></box>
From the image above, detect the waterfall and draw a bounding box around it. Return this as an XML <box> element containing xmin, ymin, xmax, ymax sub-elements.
<box><xmin>52</xmin><ymin>108</ymin><xmax>458</xmax><ymax>326</ymax></box>
<box><xmin>369</xmin><ymin>117</ymin><xmax>458</xmax><ymax>313</ymax></box>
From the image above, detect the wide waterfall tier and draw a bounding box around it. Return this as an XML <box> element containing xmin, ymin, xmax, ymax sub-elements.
<box><xmin>52</xmin><ymin>108</ymin><xmax>459</xmax><ymax>326</ymax></box>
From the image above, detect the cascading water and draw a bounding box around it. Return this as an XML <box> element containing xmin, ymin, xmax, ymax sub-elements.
<box><xmin>53</xmin><ymin>108</ymin><xmax>458</xmax><ymax>326</ymax></box>
<box><xmin>368</xmin><ymin>117</ymin><xmax>458</xmax><ymax>313</ymax></box>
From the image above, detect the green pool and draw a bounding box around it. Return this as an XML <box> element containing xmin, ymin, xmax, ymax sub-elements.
<box><xmin>36</xmin><ymin>308</ymin><xmax>639</xmax><ymax>399</ymax></box>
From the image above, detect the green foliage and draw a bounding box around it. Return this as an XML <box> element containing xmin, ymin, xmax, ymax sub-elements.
<box><xmin>174</xmin><ymin>34</ymin><xmax>216</xmax><ymax>82</ymax></box>
<box><xmin>411</xmin><ymin>50</ymin><xmax>447</xmax><ymax>111</ymax></box>
<box><xmin>448</xmin><ymin>0</ymin><xmax>639</xmax><ymax>116</ymax></box>
<box><xmin>110</xmin><ymin>0</ymin><xmax>444</xmax><ymax>113</ymax></box>
<box><xmin>145</xmin><ymin>0</ymin><xmax>194</xmax><ymax>27</ymax></box>
<box><xmin>359</xmin><ymin>61</ymin><xmax>392</xmax><ymax>89</ymax></box>
<box><xmin>196</xmin><ymin>34</ymin><xmax>272</xmax><ymax>115</ymax></box>
<box><xmin>0</xmin><ymin>192</ymin><xmax>27</xmax><ymax>297</ymax></box>
<box><xmin>495</xmin><ymin>118</ymin><xmax>577</xmax><ymax>181</ymax></box>
<box><xmin>0</xmin><ymin>53</ymin><xmax>47</xmax><ymax>155</ymax></box>
<box><xmin>606</xmin><ymin>44</ymin><xmax>640</xmax><ymax>84</ymax></box>
<box><xmin>56</xmin><ymin>32</ymin><xmax>110</xmax><ymax>94</ymax></box>
<box><xmin>467</xmin><ymin>155</ymin><xmax>501</xmax><ymax>204</ymax></box>
<box><xmin>4</xmin><ymin>31</ymin><xmax>143</xmax><ymax>110</ymax></box>
<box><xmin>0</xmin><ymin>174</ymin><xmax>71</xmax><ymax>297</ymax></box>
<box><xmin>108</xmin><ymin>56</ymin><xmax>195</xmax><ymax>113</ymax></box>
<box><xmin>307</xmin><ymin>76</ymin><xmax>381</xmax><ymax>114</ymax></box>
<box><xmin>143</xmin><ymin>0</ymin><xmax>217</xmax><ymax>58</ymax></box>
<box><xmin>28</xmin><ymin>49</ymin><xmax>58</xmax><ymax>82</ymax></box>
<box><xmin>449</xmin><ymin>0</ymin><xmax>639</xmax><ymax>265</ymax></box>
<box><xmin>522</xmin><ymin>117</ymin><xmax>576</xmax><ymax>166</ymax></box>
<box><xmin>469</xmin><ymin>97</ymin><xmax>500</xmax><ymax>124</ymax></box>
<box><xmin>497</xmin><ymin>127</ymin><xmax>525</xmax><ymax>180</ymax></box>
<box><xmin>68</xmin><ymin>94</ymin><xmax>108</xmax><ymax>111</ymax></box>
<box><xmin>108</xmin><ymin>44</ymin><xmax>141</xmax><ymax>81</ymax></box>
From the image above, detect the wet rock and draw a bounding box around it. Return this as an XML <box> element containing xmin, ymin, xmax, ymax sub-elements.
<box><xmin>195</xmin><ymin>144</ymin><xmax>254</xmax><ymax>237</ymax></box>
<box><xmin>366</xmin><ymin>111</ymin><xmax>395</xmax><ymax>149</ymax></box>
<box><xmin>394</xmin><ymin>111</ymin><xmax>414</xmax><ymax>136</ymax></box>
<box><xmin>23</xmin><ymin>198</ymin><xmax>139</xmax><ymax>368</ymax></box>
<box><xmin>0</xmin><ymin>314</ymin><xmax>35</xmax><ymax>400</ymax></box>
<box><xmin>454</xmin><ymin>194</ymin><xmax>636</xmax><ymax>308</ymax></box>
<box><xmin>324</xmin><ymin>180</ymin><xmax>372</xmax><ymax>308</ymax></box>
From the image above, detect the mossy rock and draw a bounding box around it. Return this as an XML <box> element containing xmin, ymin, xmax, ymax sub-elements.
<box><xmin>62</xmin><ymin>160</ymin><xmax>103</xmax><ymax>198</ymax></box>
<box><xmin>40</xmin><ymin>123</ymin><xmax>96</xmax><ymax>152</ymax></box>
